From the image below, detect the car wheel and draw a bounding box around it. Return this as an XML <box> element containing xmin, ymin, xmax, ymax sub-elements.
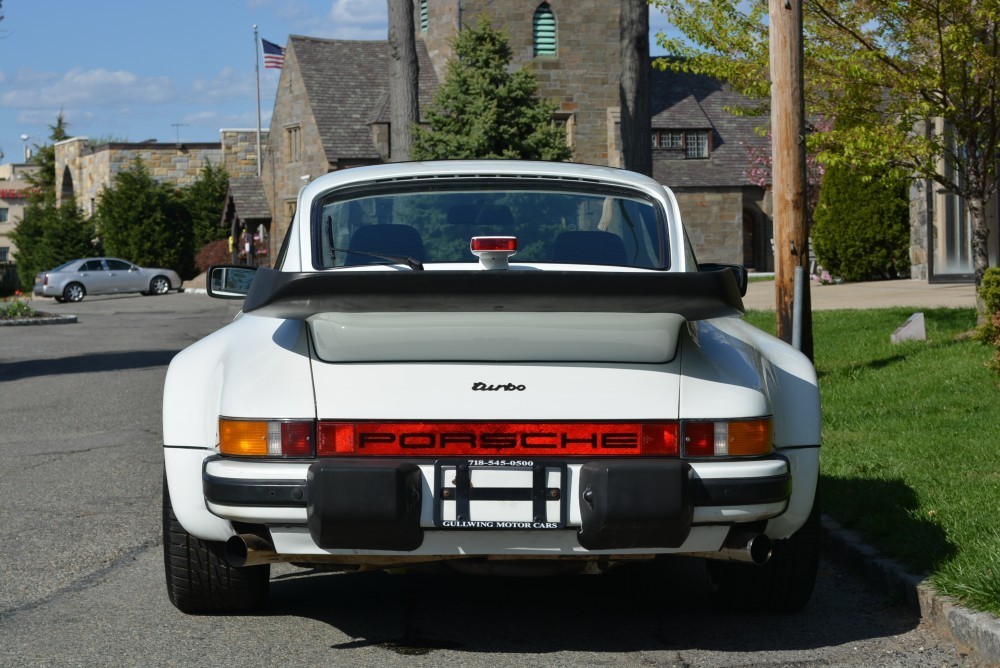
<box><xmin>63</xmin><ymin>283</ymin><xmax>86</xmax><ymax>303</ymax></box>
<box><xmin>708</xmin><ymin>499</ymin><xmax>820</xmax><ymax>613</ymax></box>
<box><xmin>162</xmin><ymin>474</ymin><xmax>269</xmax><ymax>614</ymax></box>
<box><xmin>149</xmin><ymin>276</ymin><xmax>171</xmax><ymax>295</ymax></box>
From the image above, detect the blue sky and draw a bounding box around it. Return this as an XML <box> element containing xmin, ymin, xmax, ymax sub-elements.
<box><xmin>0</xmin><ymin>1</ymin><xmax>674</xmax><ymax>163</ymax></box>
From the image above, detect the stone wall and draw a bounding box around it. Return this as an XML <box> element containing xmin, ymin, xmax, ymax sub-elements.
<box><xmin>221</xmin><ymin>129</ymin><xmax>270</xmax><ymax>180</ymax></box>
<box><xmin>672</xmin><ymin>187</ymin><xmax>745</xmax><ymax>265</ymax></box>
<box><xmin>421</xmin><ymin>0</ymin><xmax>620</xmax><ymax>166</ymax></box>
<box><xmin>53</xmin><ymin>130</ymin><xmax>267</xmax><ymax>218</ymax></box>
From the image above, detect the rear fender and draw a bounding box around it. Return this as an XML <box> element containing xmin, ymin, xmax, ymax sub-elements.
<box><xmin>162</xmin><ymin>315</ymin><xmax>315</xmax><ymax>539</ymax></box>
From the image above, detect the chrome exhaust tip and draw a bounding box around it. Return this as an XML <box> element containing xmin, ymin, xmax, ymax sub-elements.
<box><xmin>225</xmin><ymin>533</ymin><xmax>280</xmax><ymax>567</ymax></box>
<box><xmin>690</xmin><ymin>533</ymin><xmax>772</xmax><ymax>565</ymax></box>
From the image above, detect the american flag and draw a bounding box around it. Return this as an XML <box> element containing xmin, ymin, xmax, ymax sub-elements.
<box><xmin>262</xmin><ymin>38</ymin><xmax>286</xmax><ymax>69</ymax></box>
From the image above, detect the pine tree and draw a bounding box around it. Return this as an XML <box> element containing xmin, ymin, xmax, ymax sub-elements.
<box><xmin>96</xmin><ymin>159</ymin><xmax>194</xmax><ymax>278</ymax></box>
<box><xmin>412</xmin><ymin>16</ymin><xmax>571</xmax><ymax>161</ymax></box>
<box><xmin>11</xmin><ymin>113</ymin><xmax>98</xmax><ymax>291</ymax></box>
<box><xmin>184</xmin><ymin>160</ymin><xmax>229</xmax><ymax>250</ymax></box>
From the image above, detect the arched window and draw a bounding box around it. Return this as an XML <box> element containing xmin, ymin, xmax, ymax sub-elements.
<box><xmin>420</xmin><ymin>0</ymin><xmax>428</xmax><ymax>33</ymax></box>
<box><xmin>533</xmin><ymin>3</ymin><xmax>556</xmax><ymax>57</ymax></box>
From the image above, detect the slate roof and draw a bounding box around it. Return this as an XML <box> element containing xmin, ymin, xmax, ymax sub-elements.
<box><xmin>650</xmin><ymin>64</ymin><xmax>768</xmax><ymax>188</ymax></box>
<box><xmin>226</xmin><ymin>178</ymin><xmax>270</xmax><ymax>221</ymax></box>
<box><xmin>290</xmin><ymin>36</ymin><xmax>438</xmax><ymax>163</ymax></box>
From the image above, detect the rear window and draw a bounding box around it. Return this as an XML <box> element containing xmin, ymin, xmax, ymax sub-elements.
<box><xmin>312</xmin><ymin>183</ymin><xmax>669</xmax><ymax>270</ymax></box>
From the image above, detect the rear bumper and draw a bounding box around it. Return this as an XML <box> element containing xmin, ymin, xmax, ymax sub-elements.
<box><xmin>201</xmin><ymin>456</ymin><xmax>793</xmax><ymax>553</ymax></box>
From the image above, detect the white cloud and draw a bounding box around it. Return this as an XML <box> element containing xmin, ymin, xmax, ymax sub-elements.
<box><xmin>287</xmin><ymin>0</ymin><xmax>387</xmax><ymax>40</ymax></box>
<box><xmin>191</xmin><ymin>67</ymin><xmax>257</xmax><ymax>103</ymax></box>
<box><xmin>0</xmin><ymin>67</ymin><xmax>177</xmax><ymax>109</ymax></box>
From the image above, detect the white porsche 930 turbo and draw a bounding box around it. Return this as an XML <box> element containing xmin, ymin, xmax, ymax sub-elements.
<box><xmin>162</xmin><ymin>160</ymin><xmax>820</xmax><ymax>614</ymax></box>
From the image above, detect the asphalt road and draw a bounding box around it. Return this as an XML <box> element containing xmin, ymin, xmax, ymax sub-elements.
<box><xmin>0</xmin><ymin>293</ymin><xmax>984</xmax><ymax>667</ymax></box>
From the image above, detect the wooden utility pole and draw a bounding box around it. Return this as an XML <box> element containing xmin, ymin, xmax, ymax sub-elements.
<box><xmin>769</xmin><ymin>0</ymin><xmax>813</xmax><ymax>359</ymax></box>
<box><xmin>388</xmin><ymin>0</ymin><xmax>419</xmax><ymax>162</ymax></box>
<box><xmin>620</xmin><ymin>0</ymin><xmax>652</xmax><ymax>176</ymax></box>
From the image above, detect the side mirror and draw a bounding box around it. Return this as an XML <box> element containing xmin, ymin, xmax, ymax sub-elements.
<box><xmin>698</xmin><ymin>263</ymin><xmax>749</xmax><ymax>297</ymax></box>
<box><xmin>207</xmin><ymin>265</ymin><xmax>257</xmax><ymax>299</ymax></box>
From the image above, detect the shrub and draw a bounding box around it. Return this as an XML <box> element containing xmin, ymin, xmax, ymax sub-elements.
<box><xmin>973</xmin><ymin>267</ymin><xmax>1000</xmax><ymax>372</ymax></box>
<box><xmin>811</xmin><ymin>162</ymin><xmax>910</xmax><ymax>281</ymax></box>
<box><xmin>195</xmin><ymin>239</ymin><xmax>231</xmax><ymax>274</ymax></box>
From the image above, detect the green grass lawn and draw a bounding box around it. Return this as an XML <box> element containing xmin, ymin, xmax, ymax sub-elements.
<box><xmin>744</xmin><ymin>307</ymin><xmax>1000</xmax><ymax>615</ymax></box>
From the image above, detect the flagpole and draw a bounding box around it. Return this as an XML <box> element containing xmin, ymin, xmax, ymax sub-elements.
<box><xmin>253</xmin><ymin>24</ymin><xmax>262</xmax><ymax>178</ymax></box>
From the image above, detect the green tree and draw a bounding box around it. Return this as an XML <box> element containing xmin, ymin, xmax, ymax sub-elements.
<box><xmin>652</xmin><ymin>0</ymin><xmax>1000</xmax><ymax>300</ymax></box>
<box><xmin>811</xmin><ymin>162</ymin><xmax>910</xmax><ymax>281</ymax></box>
<box><xmin>183</xmin><ymin>160</ymin><xmax>230</xmax><ymax>250</ymax></box>
<box><xmin>96</xmin><ymin>158</ymin><xmax>194</xmax><ymax>278</ymax></box>
<box><xmin>412</xmin><ymin>16</ymin><xmax>572</xmax><ymax>161</ymax></box>
<box><xmin>11</xmin><ymin>113</ymin><xmax>99</xmax><ymax>291</ymax></box>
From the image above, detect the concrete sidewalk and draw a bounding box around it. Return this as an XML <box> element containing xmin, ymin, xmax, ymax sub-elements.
<box><xmin>744</xmin><ymin>278</ymin><xmax>976</xmax><ymax>310</ymax></box>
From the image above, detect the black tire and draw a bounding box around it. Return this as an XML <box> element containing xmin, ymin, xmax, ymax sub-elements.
<box><xmin>63</xmin><ymin>282</ymin><xmax>85</xmax><ymax>303</ymax></box>
<box><xmin>708</xmin><ymin>499</ymin><xmax>821</xmax><ymax>612</ymax></box>
<box><xmin>162</xmin><ymin>475</ymin><xmax>269</xmax><ymax>613</ymax></box>
<box><xmin>149</xmin><ymin>276</ymin><xmax>171</xmax><ymax>295</ymax></box>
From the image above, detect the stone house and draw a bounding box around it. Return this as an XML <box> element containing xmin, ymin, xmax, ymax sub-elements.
<box><xmin>649</xmin><ymin>67</ymin><xmax>773</xmax><ymax>271</ymax></box>
<box><xmin>260</xmin><ymin>1</ymin><xmax>771</xmax><ymax>266</ymax></box>
<box><xmin>261</xmin><ymin>36</ymin><xmax>438</xmax><ymax>251</ymax></box>
<box><xmin>0</xmin><ymin>162</ymin><xmax>41</xmax><ymax>263</ymax></box>
<box><xmin>53</xmin><ymin>129</ymin><xmax>268</xmax><ymax>218</ymax></box>
<box><xmin>908</xmin><ymin>118</ymin><xmax>999</xmax><ymax>281</ymax></box>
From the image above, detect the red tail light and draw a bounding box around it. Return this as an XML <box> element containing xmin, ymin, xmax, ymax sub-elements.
<box><xmin>317</xmin><ymin>421</ymin><xmax>679</xmax><ymax>457</ymax></box>
<box><xmin>218</xmin><ymin>418</ymin><xmax>314</xmax><ymax>457</ymax></box>
<box><xmin>683</xmin><ymin>419</ymin><xmax>773</xmax><ymax>457</ymax></box>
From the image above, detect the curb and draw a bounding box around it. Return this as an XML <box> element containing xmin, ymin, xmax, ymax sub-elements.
<box><xmin>0</xmin><ymin>314</ymin><xmax>78</xmax><ymax>326</ymax></box>
<box><xmin>822</xmin><ymin>515</ymin><xmax>1000</xmax><ymax>665</ymax></box>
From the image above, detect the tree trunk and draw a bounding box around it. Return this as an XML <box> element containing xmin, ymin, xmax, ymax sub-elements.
<box><xmin>969</xmin><ymin>194</ymin><xmax>991</xmax><ymax>316</ymax></box>
<box><xmin>619</xmin><ymin>0</ymin><xmax>651</xmax><ymax>176</ymax></box>
<box><xmin>388</xmin><ymin>0</ymin><xmax>419</xmax><ymax>162</ymax></box>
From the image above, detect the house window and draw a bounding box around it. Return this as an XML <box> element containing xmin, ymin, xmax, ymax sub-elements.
<box><xmin>285</xmin><ymin>125</ymin><xmax>302</xmax><ymax>163</ymax></box>
<box><xmin>686</xmin><ymin>130</ymin><xmax>709</xmax><ymax>158</ymax></box>
<box><xmin>533</xmin><ymin>3</ymin><xmax>556</xmax><ymax>57</ymax></box>
<box><xmin>420</xmin><ymin>0</ymin><xmax>428</xmax><ymax>33</ymax></box>
<box><xmin>651</xmin><ymin>129</ymin><xmax>710</xmax><ymax>158</ymax></box>
<box><xmin>0</xmin><ymin>247</ymin><xmax>8</xmax><ymax>262</ymax></box>
<box><xmin>553</xmin><ymin>112</ymin><xmax>575</xmax><ymax>149</ymax></box>
<box><xmin>0</xmin><ymin>208</ymin><xmax>8</xmax><ymax>224</ymax></box>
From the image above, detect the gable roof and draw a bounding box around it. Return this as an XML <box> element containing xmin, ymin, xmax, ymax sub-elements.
<box><xmin>650</xmin><ymin>64</ymin><xmax>768</xmax><ymax>188</ymax></box>
<box><xmin>224</xmin><ymin>178</ymin><xmax>270</xmax><ymax>222</ymax></box>
<box><xmin>290</xmin><ymin>35</ymin><xmax>438</xmax><ymax>163</ymax></box>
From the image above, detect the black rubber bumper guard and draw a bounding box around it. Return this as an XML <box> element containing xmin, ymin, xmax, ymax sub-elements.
<box><xmin>203</xmin><ymin>458</ymin><xmax>792</xmax><ymax>552</ymax></box>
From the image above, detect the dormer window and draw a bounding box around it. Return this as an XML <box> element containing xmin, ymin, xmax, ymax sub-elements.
<box><xmin>533</xmin><ymin>3</ymin><xmax>556</xmax><ymax>57</ymax></box>
<box><xmin>652</xmin><ymin>129</ymin><xmax>710</xmax><ymax>158</ymax></box>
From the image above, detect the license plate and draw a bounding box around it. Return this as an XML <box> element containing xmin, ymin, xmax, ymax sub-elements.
<box><xmin>433</xmin><ymin>460</ymin><xmax>568</xmax><ymax>529</ymax></box>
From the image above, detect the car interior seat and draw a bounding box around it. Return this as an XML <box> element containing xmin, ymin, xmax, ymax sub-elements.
<box><xmin>550</xmin><ymin>230</ymin><xmax>628</xmax><ymax>266</ymax></box>
<box><xmin>344</xmin><ymin>224</ymin><xmax>426</xmax><ymax>266</ymax></box>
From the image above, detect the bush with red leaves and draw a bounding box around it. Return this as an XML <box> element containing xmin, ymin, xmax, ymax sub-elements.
<box><xmin>195</xmin><ymin>239</ymin><xmax>231</xmax><ymax>273</ymax></box>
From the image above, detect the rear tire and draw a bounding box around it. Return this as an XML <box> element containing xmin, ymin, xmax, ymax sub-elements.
<box><xmin>149</xmin><ymin>276</ymin><xmax>171</xmax><ymax>295</ymax></box>
<box><xmin>63</xmin><ymin>282</ymin><xmax>85</xmax><ymax>303</ymax></box>
<box><xmin>708</xmin><ymin>500</ymin><xmax>821</xmax><ymax>612</ymax></box>
<box><xmin>162</xmin><ymin>475</ymin><xmax>269</xmax><ymax>613</ymax></box>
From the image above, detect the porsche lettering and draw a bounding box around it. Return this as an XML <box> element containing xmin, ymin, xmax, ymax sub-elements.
<box><xmin>357</xmin><ymin>430</ymin><xmax>639</xmax><ymax>451</ymax></box>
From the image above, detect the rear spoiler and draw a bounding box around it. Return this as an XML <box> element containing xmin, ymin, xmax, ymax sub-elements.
<box><xmin>241</xmin><ymin>267</ymin><xmax>745</xmax><ymax>321</ymax></box>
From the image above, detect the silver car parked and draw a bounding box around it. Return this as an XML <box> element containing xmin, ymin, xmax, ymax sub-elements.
<box><xmin>33</xmin><ymin>257</ymin><xmax>183</xmax><ymax>302</ymax></box>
